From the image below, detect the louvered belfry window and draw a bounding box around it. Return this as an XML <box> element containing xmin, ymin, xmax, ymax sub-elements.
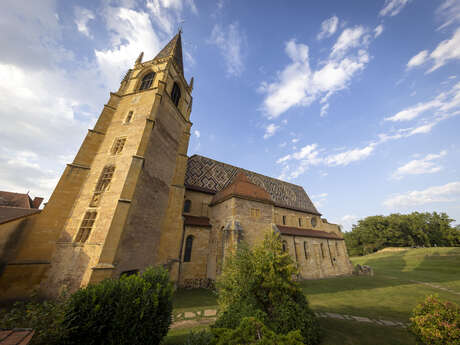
<box><xmin>111</xmin><ymin>137</ymin><xmax>126</xmax><ymax>155</ymax></box>
<box><xmin>75</xmin><ymin>211</ymin><xmax>97</xmax><ymax>243</ymax></box>
<box><xmin>95</xmin><ymin>165</ymin><xmax>115</xmax><ymax>192</ymax></box>
<box><xmin>139</xmin><ymin>72</ymin><xmax>155</xmax><ymax>90</ymax></box>
<box><xmin>171</xmin><ymin>82</ymin><xmax>181</xmax><ymax>107</ymax></box>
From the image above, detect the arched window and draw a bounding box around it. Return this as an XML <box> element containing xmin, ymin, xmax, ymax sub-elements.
<box><xmin>184</xmin><ymin>235</ymin><xmax>194</xmax><ymax>262</ymax></box>
<box><xmin>139</xmin><ymin>72</ymin><xmax>155</xmax><ymax>90</ymax></box>
<box><xmin>183</xmin><ymin>199</ymin><xmax>191</xmax><ymax>213</ymax></box>
<box><xmin>304</xmin><ymin>242</ymin><xmax>308</xmax><ymax>259</ymax></box>
<box><xmin>282</xmin><ymin>240</ymin><xmax>287</xmax><ymax>252</ymax></box>
<box><xmin>171</xmin><ymin>82</ymin><xmax>181</xmax><ymax>107</ymax></box>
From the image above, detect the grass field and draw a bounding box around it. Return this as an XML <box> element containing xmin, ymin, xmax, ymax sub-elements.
<box><xmin>167</xmin><ymin>247</ymin><xmax>460</xmax><ymax>344</ymax></box>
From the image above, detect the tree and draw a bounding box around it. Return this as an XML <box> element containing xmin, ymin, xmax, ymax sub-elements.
<box><xmin>213</xmin><ymin>231</ymin><xmax>321</xmax><ymax>345</ymax></box>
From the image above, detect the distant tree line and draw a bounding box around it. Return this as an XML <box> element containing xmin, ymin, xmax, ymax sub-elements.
<box><xmin>344</xmin><ymin>212</ymin><xmax>460</xmax><ymax>256</ymax></box>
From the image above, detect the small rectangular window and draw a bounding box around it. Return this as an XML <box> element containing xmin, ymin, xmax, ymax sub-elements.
<box><xmin>124</xmin><ymin>111</ymin><xmax>133</xmax><ymax>124</ymax></box>
<box><xmin>250</xmin><ymin>208</ymin><xmax>260</xmax><ymax>218</ymax></box>
<box><xmin>111</xmin><ymin>137</ymin><xmax>127</xmax><ymax>155</ymax></box>
<box><xmin>75</xmin><ymin>211</ymin><xmax>97</xmax><ymax>243</ymax></box>
<box><xmin>298</xmin><ymin>218</ymin><xmax>302</xmax><ymax>227</ymax></box>
<box><xmin>282</xmin><ymin>215</ymin><xmax>286</xmax><ymax>225</ymax></box>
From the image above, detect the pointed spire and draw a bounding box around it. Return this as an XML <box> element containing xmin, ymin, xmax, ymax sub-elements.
<box><xmin>153</xmin><ymin>31</ymin><xmax>184</xmax><ymax>75</ymax></box>
<box><xmin>189</xmin><ymin>77</ymin><xmax>194</xmax><ymax>91</ymax></box>
<box><xmin>135</xmin><ymin>51</ymin><xmax>144</xmax><ymax>65</ymax></box>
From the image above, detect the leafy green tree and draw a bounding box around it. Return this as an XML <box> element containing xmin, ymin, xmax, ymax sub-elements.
<box><xmin>344</xmin><ymin>212</ymin><xmax>460</xmax><ymax>256</ymax></box>
<box><xmin>214</xmin><ymin>231</ymin><xmax>320</xmax><ymax>345</ymax></box>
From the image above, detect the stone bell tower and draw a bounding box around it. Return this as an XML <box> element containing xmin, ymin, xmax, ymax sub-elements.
<box><xmin>0</xmin><ymin>32</ymin><xmax>194</xmax><ymax>299</ymax></box>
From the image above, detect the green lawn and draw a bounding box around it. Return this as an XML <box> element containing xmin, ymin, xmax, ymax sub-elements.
<box><xmin>170</xmin><ymin>247</ymin><xmax>460</xmax><ymax>344</ymax></box>
<box><xmin>163</xmin><ymin>318</ymin><xmax>417</xmax><ymax>345</ymax></box>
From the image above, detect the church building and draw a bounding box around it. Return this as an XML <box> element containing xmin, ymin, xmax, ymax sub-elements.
<box><xmin>0</xmin><ymin>33</ymin><xmax>352</xmax><ymax>300</ymax></box>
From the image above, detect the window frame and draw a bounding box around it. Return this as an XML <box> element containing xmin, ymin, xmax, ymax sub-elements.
<box><xmin>139</xmin><ymin>72</ymin><xmax>155</xmax><ymax>91</ymax></box>
<box><xmin>75</xmin><ymin>211</ymin><xmax>97</xmax><ymax>243</ymax></box>
<box><xmin>183</xmin><ymin>235</ymin><xmax>194</xmax><ymax>262</ymax></box>
<box><xmin>171</xmin><ymin>82</ymin><xmax>181</xmax><ymax>107</ymax></box>
<box><xmin>111</xmin><ymin>137</ymin><xmax>127</xmax><ymax>155</ymax></box>
<box><xmin>124</xmin><ymin>111</ymin><xmax>134</xmax><ymax>124</ymax></box>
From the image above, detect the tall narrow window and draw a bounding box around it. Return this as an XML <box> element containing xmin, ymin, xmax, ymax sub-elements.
<box><xmin>311</xmin><ymin>216</ymin><xmax>317</xmax><ymax>227</ymax></box>
<box><xmin>111</xmin><ymin>137</ymin><xmax>127</xmax><ymax>155</ymax></box>
<box><xmin>282</xmin><ymin>215</ymin><xmax>286</xmax><ymax>225</ymax></box>
<box><xmin>282</xmin><ymin>240</ymin><xmax>287</xmax><ymax>252</ymax></box>
<box><xmin>139</xmin><ymin>72</ymin><xmax>155</xmax><ymax>90</ymax></box>
<box><xmin>75</xmin><ymin>211</ymin><xmax>97</xmax><ymax>243</ymax></box>
<box><xmin>183</xmin><ymin>199</ymin><xmax>191</xmax><ymax>213</ymax></box>
<box><xmin>298</xmin><ymin>218</ymin><xmax>302</xmax><ymax>227</ymax></box>
<box><xmin>335</xmin><ymin>241</ymin><xmax>340</xmax><ymax>256</ymax></box>
<box><xmin>304</xmin><ymin>242</ymin><xmax>308</xmax><ymax>259</ymax></box>
<box><xmin>95</xmin><ymin>165</ymin><xmax>115</xmax><ymax>192</ymax></box>
<box><xmin>320</xmin><ymin>243</ymin><xmax>325</xmax><ymax>259</ymax></box>
<box><xmin>184</xmin><ymin>235</ymin><xmax>194</xmax><ymax>262</ymax></box>
<box><xmin>124</xmin><ymin>111</ymin><xmax>133</xmax><ymax>124</ymax></box>
<box><xmin>171</xmin><ymin>82</ymin><xmax>181</xmax><ymax>107</ymax></box>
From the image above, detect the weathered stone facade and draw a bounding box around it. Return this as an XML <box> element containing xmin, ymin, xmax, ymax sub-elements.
<box><xmin>0</xmin><ymin>33</ymin><xmax>352</xmax><ymax>301</ymax></box>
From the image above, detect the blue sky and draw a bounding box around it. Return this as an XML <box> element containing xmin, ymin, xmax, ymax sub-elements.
<box><xmin>0</xmin><ymin>0</ymin><xmax>459</xmax><ymax>231</ymax></box>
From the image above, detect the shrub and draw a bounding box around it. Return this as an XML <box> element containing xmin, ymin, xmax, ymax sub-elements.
<box><xmin>0</xmin><ymin>295</ymin><xmax>65</xmax><ymax>345</ymax></box>
<box><xmin>61</xmin><ymin>266</ymin><xmax>173</xmax><ymax>345</ymax></box>
<box><xmin>213</xmin><ymin>317</ymin><xmax>305</xmax><ymax>345</ymax></box>
<box><xmin>213</xmin><ymin>231</ymin><xmax>320</xmax><ymax>345</ymax></box>
<box><xmin>183</xmin><ymin>330</ymin><xmax>216</xmax><ymax>345</ymax></box>
<box><xmin>410</xmin><ymin>295</ymin><xmax>460</xmax><ymax>345</ymax></box>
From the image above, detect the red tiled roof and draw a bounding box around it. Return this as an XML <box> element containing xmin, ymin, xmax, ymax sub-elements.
<box><xmin>0</xmin><ymin>207</ymin><xmax>41</xmax><ymax>225</ymax></box>
<box><xmin>0</xmin><ymin>329</ymin><xmax>34</xmax><ymax>345</ymax></box>
<box><xmin>277</xmin><ymin>225</ymin><xmax>343</xmax><ymax>240</ymax></box>
<box><xmin>211</xmin><ymin>172</ymin><xmax>273</xmax><ymax>205</ymax></box>
<box><xmin>0</xmin><ymin>191</ymin><xmax>43</xmax><ymax>209</ymax></box>
<box><xmin>184</xmin><ymin>215</ymin><xmax>212</xmax><ymax>227</ymax></box>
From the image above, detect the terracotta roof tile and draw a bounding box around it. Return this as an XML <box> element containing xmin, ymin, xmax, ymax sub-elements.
<box><xmin>183</xmin><ymin>215</ymin><xmax>211</xmax><ymax>227</ymax></box>
<box><xmin>0</xmin><ymin>329</ymin><xmax>34</xmax><ymax>345</ymax></box>
<box><xmin>0</xmin><ymin>207</ymin><xmax>40</xmax><ymax>225</ymax></box>
<box><xmin>211</xmin><ymin>172</ymin><xmax>273</xmax><ymax>205</ymax></box>
<box><xmin>0</xmin><ymin>192</ymin><xmax>32</xmax><ymax>208</ymax></box>
<box><xmin>277</xmin><ymin>225</ymin><xmax>343</xmax><ymax>240</ymax></box>
<box><xmin>185</xmin><ymin>155</ymin><xmax>320</xmax><ymax>215</ymax></box>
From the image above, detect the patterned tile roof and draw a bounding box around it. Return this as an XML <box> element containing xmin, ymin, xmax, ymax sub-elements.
<box><xmin>185</xmin><ymin>155</ymin><xmax>320</xmax><ymax>215</ymax></box>
<box><xmin>0</xmin><ymin>207</ymin><xmax>41</xmax><ymax>225</ymax></box>
<box><xmin>153</xmin><ymin>32</ymin><xmax>183</xmax><ymax>75</ymax></box>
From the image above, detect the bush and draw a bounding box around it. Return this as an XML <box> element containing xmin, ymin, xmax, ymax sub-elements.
<box><xmin>213</xmin><ymin>231</ymin><xmax>320</xmax><ymax>345</ymax></box>
<box><xmin>183</xmin><ymin>330</ymin><xmax>216</xmax><ymax>345</ymax></box>
<box><xmin>410</xmin><ymin>295</ymin><xmax>460</xmax><ymax>345</ymax></box>
<box><xmin>0</xmin><ymin>295</ymin><xmax>65</xmax><ymax>345</ymax></box>
<box><xmin>61</xmin><ymin>266</ymin><xmax>173</xmax><ymax>345</ymax></box>
<box><xmin>213</xmin><ymin>317</ymin><xmax>305</xmax><ymax>345</ymax></box>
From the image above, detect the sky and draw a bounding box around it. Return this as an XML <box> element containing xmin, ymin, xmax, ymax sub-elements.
<box><xmin>0</xmin><ymin>0</ymin><xmax>459</xmax><ymax>231</ymax></box>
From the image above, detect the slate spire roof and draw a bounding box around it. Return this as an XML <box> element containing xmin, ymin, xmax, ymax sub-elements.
<box><xmin>153</xmin><ymin>31</ymin><xmax>184</xmax><ymax>75</ymax></box>
<box><xmin>185</xmin><ymin>155</ymin><xmax>321</xmax><ymax>215</ymax></box>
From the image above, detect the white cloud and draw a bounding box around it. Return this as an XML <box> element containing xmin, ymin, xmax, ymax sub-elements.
<box><xmin>436</xmin><ymin>0</ymin><xmax>460</xmax><ymax>30</ymax></box>
<box><xmin>379</xmin><ymin>0</ymin><xmax>411</xmax><ymax>17</ymax></box>
<box><xmin>260</xmin><ymin>27</ymin><xmax>371</xmax><ymax>118</ymax></box>
<box><xmin>340</xmin><ymin>214</ymin><xmax>360</xmax><ymax>232</ymax></box>
<box><xmin>383</xmin><ymin>181</ymin><xmax>460</xmax><ymax>208</ymax></box>
<box><xmin>331</xmin><ymin>26</ymin><xmax>367</xmax><ymax>58</ymax></box>
<box><xmin>320</xmin><ymin>103</ymin><xmax>329</xmax><ymax>117</ymax></box>
<box><xmin>74</xmin><ymin>6</ymin><xmax>95</xmax><ymax>38</ymax></box>
<box><xmin>194</xmin><ymin>130</ymin><xmax>200</xmax><ymax>138</ymax></box>
<box><xmin>325</xmin><ymin>142</ymin><xmax>377</xmax><ymax>166</ymax></box>
<box><xmin>317</xmin><ymin>16</ymin><xmax>339</xmax><ymax>40</ymax></box>
<box><xmin>428</xmin><ymin>28</ymin><xmax>460</xmax><ymax>72</ymax></box>
<box><xmin>374</xmin><ymin>25</ymin><xmax>384</xmax><ymax>38</ymax></box>
<box><xmin>407</xmin><ymin>29</ymin><xmax>460</xmax><ymax>73</ymax></box>
<box><xmin>146</xmin><ymin>0</ymin><xmax>197</xmax><ymax>35</ymax></box>
<box><xmin>209</xmin><ymin>22</ymin><xmax>246</xmax><ymax>77</ymax></box>
<box><xmin>385</xmin><ymin>82</ymin><xmax>460</xmax><ymax>122</ymax></box>
<box><xmin>263</xmin><ymin>123</ymin><xmax>279</xmax><ymax>139</ymax></box>
<box><xmin>407</xmin><ymin>50</ymin><xmax>429</xmax><ymax>68</ymax></box>
<box><xmin>391</xmin><ymin>150</ymin><xmax>447</xmax><ymax>179</ymax></box>
<box><xmin>311</xmin><ymin>193</ymin><xmax>328</xmax><ymax>208</ymax></box>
